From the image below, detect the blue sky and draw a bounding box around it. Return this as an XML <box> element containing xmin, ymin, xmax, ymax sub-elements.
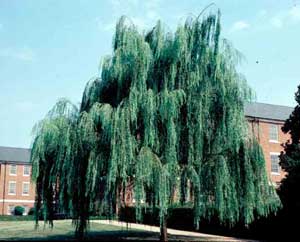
<box><xmin>0</xmin><ymin>0</ymin><xmax>300</xmax><ymax>148</ymax></box>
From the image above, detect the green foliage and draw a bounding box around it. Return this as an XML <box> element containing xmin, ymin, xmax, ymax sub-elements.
<box><xmin>31</xmin><ymin>9</ymin><xmax>281</xmax><ymax>238</ymax></box>
<box><xmin>280</xmin><ymin>85</ymin><xmax>300</xmax><ymax>172</ymax></box>
<box><xmin>14</xmin><ymin>206</ymin><xmax>25</xmax><ymax>216</ymax></box>
<box><xmin>28</xmin><ymin>207</ymin><xmax>35</xmax><ymax>216</ymax></box>
<box><xmin>278</xmin><ymin>85</ymin><xmax>300</xmax><ymax>232</ymax></box>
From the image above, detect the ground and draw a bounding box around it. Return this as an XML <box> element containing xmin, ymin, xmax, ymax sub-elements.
<box><xmin>0</xmin><ymin>220</ymin><xmax>255</xmax><ymax>241</ymax></box>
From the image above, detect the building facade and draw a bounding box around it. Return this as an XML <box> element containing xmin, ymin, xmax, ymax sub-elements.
<box><xmin>245</xmin><ymin>102</ymin><xmax>294</xmax><ymax>185</ymax></box>
<box><xmin>0</xmin><ymin>102</ymin><xmax>294</xmax><ymax>215</ymax></box>
<box><xmin>0</xmin><ymin>147</ymin><xmax>34</xmax><ymax>215</ymax></box>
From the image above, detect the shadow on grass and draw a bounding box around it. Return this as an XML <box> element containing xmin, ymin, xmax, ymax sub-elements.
<box><xmin>4</xmin><ymin>229</ymin><xmax>222</xmax><ymax>242</ymax></box>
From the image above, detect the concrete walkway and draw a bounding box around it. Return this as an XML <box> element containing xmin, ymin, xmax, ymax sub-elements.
<box><xmin>94</xmin><ymin>220</ymin><xmax>257</xmax><ymax>242</ymax></box>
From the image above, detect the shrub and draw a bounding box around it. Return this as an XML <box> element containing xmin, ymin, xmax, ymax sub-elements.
<box><xmin>28</xmin><ymin>207</ymin><xmax>35</xmax><ymax>216</ymax></box>
<box><xmin>14</xmin><ymin>206</ymin><xmax>25</xmax><ymax>216</ymax></box>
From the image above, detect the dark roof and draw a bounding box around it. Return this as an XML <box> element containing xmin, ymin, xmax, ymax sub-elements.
<box><xmin>0</xmin><ymin>146</ymin><xmax>31</xmax><ymax>163</ymax></box>
<box><xmin>245</xmin><ymin>102</ymin><xmax>294</xmax><ymax>121</ymax></box>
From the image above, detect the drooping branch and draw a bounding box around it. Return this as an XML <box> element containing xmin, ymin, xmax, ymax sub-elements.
<box><xmin>31</xmin><ymin>9</ymin><xmax>281</xmax><ymax>240</ymax></box>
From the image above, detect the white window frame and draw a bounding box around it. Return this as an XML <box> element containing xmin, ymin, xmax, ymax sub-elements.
<box><xmin>9</xmin><ymin>164</ymin><xmax>17</xmax><ymax>176</ymax></box>
<box><xmin>22</xmin><ymin>182</ymin><xmax>30</xmax><ymax>196</ymax></box>
<box><xmin>8</xmin><ymin>181</ymin><xmax>16</xmax><ymax>195</ymax></box>
<box><xmin>23</xmin><ymin>165</ymin><xmax>30</xmax><ymax>176</ymax></box>
<box><xmin>269</xmin><ymin>124</ymin><xmax>279</xmax><ymax>143</ymax></box>
<box><xmin>7</xmin><ymin>205</ymin><xmax>14</xmax><ymax>215</ymax></box>
<box><xmin>270</xmin><ymin>152</ymin><xmax>280</xmax><ymax>175</ymax></box>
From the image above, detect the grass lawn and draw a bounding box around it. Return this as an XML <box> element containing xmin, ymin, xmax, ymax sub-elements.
<box><xmin>0</xmin><ymin>220</ymin><xmax>134</xmax><ymax>241</ymax></box>
<box><xmin>0</xmin><ymin>215</ymin><xmax>34</xmax><ymax>221</ymax></box>
<box><xmin>0</xmin><ymin>220</ymin><xmax>243</xmax><ymax>241</ymax></box>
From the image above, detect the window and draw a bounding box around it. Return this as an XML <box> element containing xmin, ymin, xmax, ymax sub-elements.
<box><xmin>7</xmin><ymin>205</ymin><xmax>14</xmax><ymax>215</ymax></box>
<box><xmin>22</xmin><ymin>182</ymin><xmax>30</xmax><ymax>196</ymax></box>
<box><xmin>23</xmin><ymin>165</ymin><xmax>30</xmax><ymax>176</ymax></box>
<box><xmin>270</xmin><ymin>153</ymin><xmax>280</xmax><ymax>174</ymax></box>
<box><xmin>8</xmin><ymin>181</ymin><xmax>16</xmax><ymax>195</ymax></box>
<box><xmin>9</xmin><ymin>165</ymin><xmax>17</xmax><ymax>175</ymax></box>
<box><xmin>269</xmin><ymin>124</ymin><xmax>278</xmax><ymax>142</ymax></box>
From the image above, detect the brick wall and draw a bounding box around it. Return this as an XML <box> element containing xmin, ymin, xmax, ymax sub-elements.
<box><xmin>0</xmin><ymin>162</ymin><xmax>35</xmax><ymax>215</ymax></box>
<box><xmin>248</xmin><ymin>118</ymin><xmax>288</xmax><ymax>184</ymax></box>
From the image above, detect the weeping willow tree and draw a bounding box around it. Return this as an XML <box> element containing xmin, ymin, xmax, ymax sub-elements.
<box><xmin>31</xmin><ymin>9</ymin><xmax>281</xmax><ymax>241</ymax></box>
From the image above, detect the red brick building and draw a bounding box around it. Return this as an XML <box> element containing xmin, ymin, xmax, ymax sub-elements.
<box><xmin>0</xmin><ymin>147</ymin><xmax>35</xmax><ymax>215</ymax></box>
<box><xmin>245</xmin><ymin>102</ymin><xmax>294</xmax><ymax>185</ymax></box>
<box><xmin>0</xmin><ymin>102</ymin><xmax>294</xmax><ymax>215</ymax></box>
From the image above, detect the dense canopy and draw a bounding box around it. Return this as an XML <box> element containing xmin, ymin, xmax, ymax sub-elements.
<box><xmin>278</xmin><ymin>85</ymin><xmax>300</xmax><ymax>237</ymax></box>
<box><xmin>31</xmin><ymin>10</ymin><xmax>280</xmax><ymax>238</ymax></box>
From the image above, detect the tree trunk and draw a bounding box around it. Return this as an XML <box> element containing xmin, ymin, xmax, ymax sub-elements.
<box><xmin>115</xmin><ymin>182</ymin><xmax>120</xmax><ymax>218</ymax></box>
<box><xmin>160</xmin><ymin>215</ymin><xmax>168</xmax><ymax>242</ymax></box>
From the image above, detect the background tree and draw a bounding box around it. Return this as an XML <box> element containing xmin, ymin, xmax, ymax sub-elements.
<box><xmin>278</xmin><ymin>84</ymin><xmax>300</xmax><ymax>236</ymax></box>
<box><xmin>31</xmin><ymin>10</ymin><xmax>281</xmax><ymax>241</ymax></box>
